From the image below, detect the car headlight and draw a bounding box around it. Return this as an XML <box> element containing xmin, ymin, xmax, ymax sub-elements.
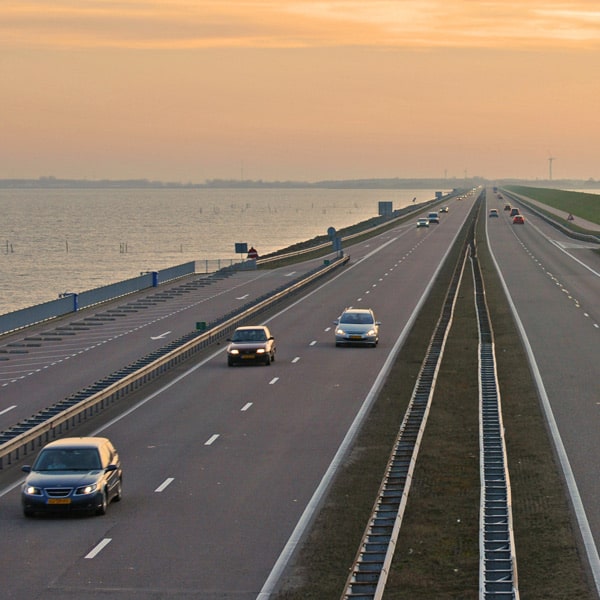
<box><xmin>335</xmin><ymin>328</ymin><xmax>345</xmax><ymax>335</ymax></box>
<box><xmin>24</xmin><ymin>485</ymin><xmax>42</xmax><ymax>496</ymax></box>
<box><xmin>256</xmin><ymin>348</ymin><xmax>265</xmax><ymax>354</ymax></box>
<box><xmin>366</xmin><ymin>328</ymin><xmax>376</xmax><ymax>336</ymax></box>
<box><xmin>229</xmin><ymin>349</ymin><xmax>239</xmax><ymax>355</ymax></box>
<box><xmin>75</xmin><ymin>483</ymin><xmax>98</xmax><ymax>496</ymax></box>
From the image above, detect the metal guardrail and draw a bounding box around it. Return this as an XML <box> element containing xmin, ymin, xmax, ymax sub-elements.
<box><xmin>0</xmin><ymin>255</ymin><xmax>349</xmax><ymax>470</ymax></box>
<box><xmin>471</xmin><ymin>241</ymin><xmax>519</xmax><ymax>599</ymax></box>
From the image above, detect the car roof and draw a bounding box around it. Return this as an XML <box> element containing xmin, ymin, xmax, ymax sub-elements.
<box><xmin>234</xmin><ymin>325</ymin><xmax>268</xmax><ymax>331</ymax></box>
<box><xmin>342</xmin><ymin>308</ymin><xmax>373</xmax><ymax>314</ymax></box>
<box><xmin>40</xmin><ymin>437</ymin><xmax>110</xmax><ymax>450</ymax></box>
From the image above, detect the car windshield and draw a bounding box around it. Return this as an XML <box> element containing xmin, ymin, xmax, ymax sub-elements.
<box><xmin>340</xmin><ymin>312</ymin><xmax>373</xmax><ymax>325</ymax></box>
<box><xmin>33</xmin><ymin>448</ymin><xmax>102</xmax><ymax>471</ymax></box>
<box><xmin>232</xmin><ymin>329</ymin><xmax>267</xmax><ymax>342</ymax></box>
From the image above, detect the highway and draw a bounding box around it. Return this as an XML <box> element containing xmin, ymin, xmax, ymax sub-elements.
<box><xmin>485</xmin><ymin>190</ymin><xmax>600</xmax><ymax>590</ymax></box>
<box><xmin>1</xmin><ymin>185</ymin><xmax>598</xmax><ymax>598</ymax></box>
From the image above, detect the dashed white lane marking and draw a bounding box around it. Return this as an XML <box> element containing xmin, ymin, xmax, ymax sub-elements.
<box><xmin>205</xmin><ymin>434</ymin><xmax>220</xmax><ymax>446</ymax></box>
<box><xmin>310</xmin><ymin>340</ymin><xmax>317</xmax><ymax>346</ymax></box>
<box><xmin>291</xmin><ymin>357</ymin><xmax>300</xmax><ymax>363</ymax></box>
<box><xmin>150</xmin><ymin>331</ymin><xmax>171</xmax><ymax>340</ymax></box>
<box><xmin>85</xmin><ymin>538</ymin><xmax>112</xmax><ymax>559</ymax></box>
<box><xmin>0</xmin><ymin>405</ymin><xmax>16</xmax><ymax>415</ymax></box>
<box><xmin>269</xmin><ymin>377</ymin><xmax>279</xmax><ymax>385</ymax></box>
<box><xmin>241</xmin><ymin>402</ymin><xmax>253</xmax><ymax>411</ymax></box>
<box><xmin>155</xmin><ymin>478</ymin><xmax>175</xmax><ymax>493</ymax></box>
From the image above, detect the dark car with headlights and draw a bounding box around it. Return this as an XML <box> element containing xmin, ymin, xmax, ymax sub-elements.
<box><xmin>227</xmin><ymin>325</ymin><xmax>276</xmax><ymax>366</ymax></box>
<box><xmin>334</xmin><ymin>308</ymin><xmax>380</xmax><ymax>347</ymax></box>
<box><xmin>21</xmin><ymin>437</ymin><xmax>122</xmax><ymax>517</ymax></box>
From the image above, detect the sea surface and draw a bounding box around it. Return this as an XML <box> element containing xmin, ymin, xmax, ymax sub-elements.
<box><xmin>0</xmin><ymin>187</ymin><xmax>446</xmax><ymax>315</ymax></box>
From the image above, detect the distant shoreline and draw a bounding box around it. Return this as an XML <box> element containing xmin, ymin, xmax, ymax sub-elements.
<box><xmin>0</xmin><ymin>176</ymin><xmax>598</xmax><ymax>190</ymax></box>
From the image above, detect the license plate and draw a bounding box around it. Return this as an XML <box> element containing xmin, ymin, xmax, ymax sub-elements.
<box><xmin>242</xmin><ymin>354</ymin><xmax>255</xmax><ymax>359</ymax></box>
<box><xmin>47</xmin><ymin>498</ymin><xmax>71</xmax><ymax>505</ymax></box>
<box><xmin>350</xmin><ymin>335</ymin><xmax>362</xmax><ymax>340</ymax></box>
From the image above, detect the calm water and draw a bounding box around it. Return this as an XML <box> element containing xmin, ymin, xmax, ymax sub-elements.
<box><xmin>0</xmin><ymin>187</ymin><xmax>445</xmax><ymax>314</ymax></box>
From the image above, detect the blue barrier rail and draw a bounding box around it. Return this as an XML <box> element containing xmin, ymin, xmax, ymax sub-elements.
<box><xmin>0</xmin><ymin>259</ymin><xmax>241</xmax><ymax>336</ymax></box>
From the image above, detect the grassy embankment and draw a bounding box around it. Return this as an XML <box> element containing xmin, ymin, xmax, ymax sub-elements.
<box><xmin>505</xmin><ymin>185</ymin><xmax>600</xmax><ymax>235</ymax></box>
<box><xmin>273</xmin><ymin>192</ymin><xmax>594</xmax><ymax>599</ymax></box>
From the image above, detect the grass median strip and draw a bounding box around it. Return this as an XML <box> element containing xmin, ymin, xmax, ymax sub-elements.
<box><xmin>274</xmin><ymin>204</ymin><xmax>593</xmax><ymax>599</ymax></box>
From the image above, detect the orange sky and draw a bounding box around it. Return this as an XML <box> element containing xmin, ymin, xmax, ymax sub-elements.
<box><xmin>2</xmin><ymin>1</ymin><xmax>599</xmax><ymax>182</ymax></box>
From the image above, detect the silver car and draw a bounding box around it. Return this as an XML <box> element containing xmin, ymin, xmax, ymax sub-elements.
<box><xmin>334</xmin><ymin>308</ymin><xmax>380</xmax><ymax>347</ymax></box>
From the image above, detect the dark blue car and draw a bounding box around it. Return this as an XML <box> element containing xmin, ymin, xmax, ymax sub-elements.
<box><xmin>21</xmin><ymin>437</ymin><xmax>122</xmax><ymax>517</ymax></box>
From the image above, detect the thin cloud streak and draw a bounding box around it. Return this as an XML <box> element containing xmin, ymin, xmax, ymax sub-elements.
<box><xmin>2</xmin><ymin>1</ymin><xmax>600</xmax><ymax>50</ymax></box>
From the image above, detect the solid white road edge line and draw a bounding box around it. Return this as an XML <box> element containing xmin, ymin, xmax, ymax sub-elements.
<box><xmin>486</xmin><ymin>208</ymin><xmax>600</xmax><ymax>595</ymax></box>
<box><xmin>256</xmin><ymin>220</ymin><xmax>462</xmax><ymax>599</ymax></box>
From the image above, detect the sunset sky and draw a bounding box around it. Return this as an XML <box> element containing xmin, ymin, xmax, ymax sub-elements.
<box><xmin>2</xmin><ymin>1</ymin><xmax>599</xmax><ymax>183</ymax></box>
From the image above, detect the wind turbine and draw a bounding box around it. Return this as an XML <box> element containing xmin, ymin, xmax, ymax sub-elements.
<box><xmin>548</xmin><ymin>153</ymin><xmax>556</xmax><ymax>181</ymax></box>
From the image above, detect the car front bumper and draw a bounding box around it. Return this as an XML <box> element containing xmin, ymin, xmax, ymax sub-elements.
<box><xmin>22</xmin><ymin>491</ymin><xmax>103</xmax><ymax>514</ymax></box>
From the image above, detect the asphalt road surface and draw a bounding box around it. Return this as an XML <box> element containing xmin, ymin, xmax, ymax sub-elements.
<box><xmin>485</xmin><ymin>190</ymin><xmax>600</xmax><ymax>590</ymax></box>
<box><xmin>3</xmin><ymin>187</ymin><xmax>598</xmax><ymax>598</ymax></box>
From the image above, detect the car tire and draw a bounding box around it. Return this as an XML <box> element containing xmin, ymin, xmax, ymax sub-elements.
<box><xmin>264</xmin><ymin>354</ymin><xmax>271</xmax><ymax>366</ymax></box>
<box><xmin>23</xmin><ymin>508</ymin><xmax>34</xmax><ymax>518</ymax></box>
<box><xmin>96</xmin><ymin>489</ymin><xmax>108</xmax><ymax>516</ymax></box>
<box><xmin>113</xmin><ymin>478</ymin><xmax>123</xmax><ymax>502</ymax></box>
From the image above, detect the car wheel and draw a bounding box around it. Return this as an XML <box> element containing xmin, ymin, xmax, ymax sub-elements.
<box><xmin>264</xmin><ymin>354</ymin><xmax>271</xmax><ymax>366</ymax></box>
<box><xmin>96</xmin><ymin>489</ymin><xmax>108</xmax><ymax>516</ymax></box>
<box><xmin>113</xmin><ymin>478</ymin><xmax>123</xmax><ymax>502</ymax></box>
<box><xmin>23</xmin><ymin>508</ymin><xmax>34</xmax><ymax>518</ymax></box>
<box><xmin>227</xmin><ymin>358</ymin><xmax>234</xmax><ymax>367</ymax></box>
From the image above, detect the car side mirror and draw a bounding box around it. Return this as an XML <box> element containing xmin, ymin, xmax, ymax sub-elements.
<box><xmin>105</xmin><ymin>464</ymin><xmax>118</xmax><ymax>472</ymax></box>
<box><xmin>22</xmin><ymin>465</ymin><xmax>31</xmax><ymax>473</ymax></box>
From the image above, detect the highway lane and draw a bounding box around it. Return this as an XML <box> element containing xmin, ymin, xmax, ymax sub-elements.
<box><xmin>0</xmin><ymin>259</ymin><xmax>338</xmax><ymax>430</ymax></box>
<box><xmin>0</xmin><ymin>191</ymin><xmax>479</xmax><ymax>598</ymax></box>
<box><xmin>485</xmin><ymin>190</ymin><xmax>600</xmax><ymax>584</ymax></box>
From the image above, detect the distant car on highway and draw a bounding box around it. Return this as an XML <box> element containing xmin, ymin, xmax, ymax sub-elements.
<box><xmin>504</xmin><ymin>204</ymin><xmax>512</xmax><ymax>211</ymax></box>
<box><xmin>21</xmin><ymin>437</ymin><xmax>122</xmax><ymax>517</ymax></box>
<box><xmin>510</xmin><ymin>207</ymin><xmax>520</xmax><ymax>217</ymax></box>
<box><xmin>226</xmin><ymin>325</ymin><xmax>276</xmax><ymax>366</ymax></box>
<box><xmin>489</xmin><ymin>209</ymin><xmax>499</xmax><ymax>217</ymax></box>
<box><xmin>416</xmin><ymin>218</ymin><xmax>429</xmax><ymax>228</ymax></box>
<box><xmin>427</xmin><ymin>212</ymin><xmax>440</xmax><ymax>224</ymax></box>
<box><xmin>513</xmin><ymin>215</ymin><xmax>525</xmax><ymax>224</ymax></box>
<box><xmin>334</xmin><ymin>308</ymin><xmax>380</xmax><ymax>347</ymax></box>
<box><xmin>439</xmin><ymin>206</ymin><xmax>449</xmax><ymax>213</ymax></box>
